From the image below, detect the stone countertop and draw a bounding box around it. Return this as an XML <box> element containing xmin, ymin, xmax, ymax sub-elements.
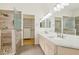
<box><xmin>39</xmin><ymin>32</ymin><xmax>79</xmax><ymax>49</ymax></box>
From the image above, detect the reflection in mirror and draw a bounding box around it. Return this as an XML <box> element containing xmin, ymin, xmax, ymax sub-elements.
<box><xmin>40</xmin><ymin>20</ymin><xmax>45</xmax><ymax>28</ymax></box>
<box><xmin>40</xmin><ymin>22</ymin><xmax>42</xmax><ymax>28</ymax></box>
<box><xmin>46</xmin><ymin>19</ymin><xmax>51</xmax><ymax>28</ymax></box>
<box><xmin>40</xmin><ymin>18</ymin><xmax>51</xmax><ymax>28</ymax></box>
<box><xmin>55</xmin><ymin>17</ymin><xmax>61</xmax><ymax>33</ymax></box>
<box><xmin>54</xmin><ymin>3</ymin><xmax>79</xmax><ymax>36</ymax></box>
<box><xmin>75</xmin><ymin>16</ymin><xmax>79</xmax><ymax>35</ymax></box>
<box><xmin>63</xmin><ymin>16</ymin><xmax>75</xmax><ymax>35</ymax></box>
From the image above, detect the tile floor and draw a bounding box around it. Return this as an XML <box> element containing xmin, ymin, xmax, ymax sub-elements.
<box><xmin>16</xmin><ymin>45</ymin><xmax>44</xmax><ymax>55</ymax></box>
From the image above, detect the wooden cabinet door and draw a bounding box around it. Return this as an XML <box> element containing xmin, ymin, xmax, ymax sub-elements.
<box><xmin>57</xmin><ymin>46</ymin><xmax>79</xmax><ymax>55</ymax></box>
<box><xmin>0</xmin><ymin>30</ymin><xmax>1</xmax><ymax>50</ymax></box>
<box><xmin>45</xmin><ymin>39</ymin><xmax>56</xmax><ymax>55</ymax></box>
<box><xmin>44</xmin><ymin>41</ymin><xmax>52</xmax><ymax>55</ymax></box>
<box><xmin>38</xmin><ymin>35</ymin><xmax>57</xmax><ymax>55</ymax></box>
<box><xmin>39</xmin><ymin>35</ymin><xmax>45</xmax><ymax>52</ymax></box>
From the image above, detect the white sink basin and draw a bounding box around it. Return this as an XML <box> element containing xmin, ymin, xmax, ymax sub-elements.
<box><xmin>48</xmin><ymin>36</ymin><xmax>55</xmax><ymax>38</ymax></box>
<box><xmin>54</xmin><ymin>37</ymin><xmax>63</xmax><ymax>40</ymax></box>
<box><xmin>39</xmin><ymin>33</ymin><xmax>79</xmax><ymax>49</ymax></box>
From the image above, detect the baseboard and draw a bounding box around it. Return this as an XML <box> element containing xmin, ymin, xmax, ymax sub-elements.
<box><xmin>38</xmin><ymin>44</ymin><xmax>45</xmax><ymax>55</ymax></box>
<box><xmin>24</xmin><ymin>38</ymin><xmax>34</xmax><ymax>40</ymax></box>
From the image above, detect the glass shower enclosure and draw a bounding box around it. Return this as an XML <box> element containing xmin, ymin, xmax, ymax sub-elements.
<box><xmin>0</xmin><ymin>9</ymin><xmax>22</xmax><ymax>55</ymax></box>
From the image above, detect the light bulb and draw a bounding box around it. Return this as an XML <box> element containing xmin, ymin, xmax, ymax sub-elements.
<box><xmin>56</xmin><ymin>4</ymin><xmax>61</xmax><ymax>8</ymax></box>
<box><xmin>56</xmin><ymin>4</ymin><xmax>64</xmax><ymax>10</ymax></box>
<box><xmin>54</xmin><ymin>7</ymin><xmax>58</xmax><ymax>11</ymax></box>
<box><xmin>53</xmin><ymin>3</ymin><xmax>69</xmax><ymax>12</ymax></box>
<box><xmin>40</xmin><ymin>13</ymin><xmax>52</xmax><ymax>22</ymax></box>
<box><xmin>61</xmin><ymin>3</ymin><xmax>69</xmax><ymax>6</ymax></box>
<box><xmin>44</xmin><ymin>13</ymin><xmax>52</xmax><ymax>19</ymax></box>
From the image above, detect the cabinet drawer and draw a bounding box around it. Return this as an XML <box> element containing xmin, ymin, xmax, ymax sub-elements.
<box><xmin>45</xmin><ymin>42</ymin><xmax>55</xmax><ymax>55</ymax></box>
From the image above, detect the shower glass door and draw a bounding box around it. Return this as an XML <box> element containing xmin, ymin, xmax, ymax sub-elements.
<box><xmin>13</xmin><ymin>9</ymin><xmax>22</xmax><ymax>52</ymax></box>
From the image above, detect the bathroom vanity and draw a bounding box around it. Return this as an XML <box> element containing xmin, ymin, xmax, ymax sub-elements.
<box><xmin>38</xmin><ymin>34</ymin><xmax>57</xmax><ymax>55</ymax></box>
<box><xmin>39</xmin><ymin>15</ymin><xmax>79</xmax><ymax>55</ymax></box>
<box><xmin>38</xmin><ymin>34</ymin><xmax>79</xmax><ymax>55</ymax></box>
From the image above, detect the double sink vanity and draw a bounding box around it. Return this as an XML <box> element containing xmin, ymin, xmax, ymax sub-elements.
<box><xmin>39</xmin><ymin>16</ymin><xmax>79</xmax><ymax>55</ymax></box>
<box><xmin>38</xmin><ymin>33</ymin><xmax>79</xmax><ymax>55</ymax></box>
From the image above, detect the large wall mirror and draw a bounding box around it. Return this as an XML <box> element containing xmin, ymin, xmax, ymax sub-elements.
<box><xmin>54</xmin><ymin>3</ymin><xmax>79</xmax><ymax>36</ymax></box>
<box><xmin>46</xmin><ymin>18</ymin><xmax>51</xmax><ymax>28</ymax></box>
<box><xmin>40</xmin><ymin>20</ymin><xmax>45</xmax><ymax>28</ymax></box>
<box><xmin>40</xmin><ymin>18</ymin><xmax>51</xmax><ymax>28</ymax></box>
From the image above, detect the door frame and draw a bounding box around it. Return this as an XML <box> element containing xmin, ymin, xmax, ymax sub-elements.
<box><xmin>21</xmin><ymin>14</ymin><xmax>35</xmax><ymax>46</ymax></box>
<box><xmin>21</xmin><ymin>12</ymin><xmax>24</xmax><ymax>46</ymax></box>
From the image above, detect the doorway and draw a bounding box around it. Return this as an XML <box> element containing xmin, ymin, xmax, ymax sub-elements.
<box><xmin>23</xmin><ymin>15</ymin><xmax>35</xmax><ymax>45</ymax></box>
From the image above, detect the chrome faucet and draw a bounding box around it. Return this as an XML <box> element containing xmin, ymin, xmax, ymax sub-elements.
<box><xmin>57</xmin><ymin>33</ymin><xmax>63</xmax><ymax>38</ymax></box>
<box><xmin>61</xmin><ymin>35</ymin><xmax>63</xmax><ymax>38</ymax></box>
<box><xmin>44</xmin><ymin>31</ymin><xmax>48</xmax><ymax>34</ymax></box>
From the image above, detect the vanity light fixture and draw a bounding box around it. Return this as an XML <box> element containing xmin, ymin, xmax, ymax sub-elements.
<box><xmin>40</xmin><ymin>13</ymin><xmax>52</xmax><ymax>22</ymax></box>
<box><xmin>44</xmin><ymin>13</ymin><xmax>52</xmax><ymax>19</ymax></box>
<box><xmin>61</xmin><ymin>3</ymin><xmax>69</xmax><ymax>6</ymax></box>
<box><xmin>54</xmin><ymin>3</ymin><xmax>69</xmax><ymax>11</ymax></box>
<box><xmin>56</xmin><ymin>4</ymin><xmax>64</xmax><ymax>11</ymax></box>
<box><xmin>53</xmin><ymin>7</ymin><xmax>58</xmax><ymax>11</ymax></box>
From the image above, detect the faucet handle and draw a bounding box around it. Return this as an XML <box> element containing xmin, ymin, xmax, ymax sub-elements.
<box><xmin>57</xmin><ymin>33</ymin><xmax>63</xmax><ymax>38</ymax></box>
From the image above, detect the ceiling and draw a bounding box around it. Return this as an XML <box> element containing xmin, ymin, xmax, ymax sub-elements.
<box><xmin>58</xmin><ymin>3</ymin><xmax>79</xmax><ymax>12</ymax></box>
<box><xmin>0</xmin><ymin>3</ymin><xmax>54</xmax><ymax>11</ymax></box>
<box><xmin>0</xmin><ymin>3</ymin><xmax>55</xmax><ymax>14</ymax></box>
<box><xmin>0</xmin><ymin>3</ymin><xmax>79</xmax><ymax>14</ymax></box>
